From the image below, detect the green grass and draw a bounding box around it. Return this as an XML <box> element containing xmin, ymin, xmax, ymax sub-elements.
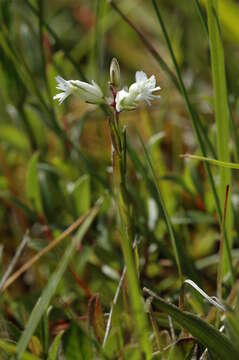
<box><xmin>1</xmin><ymin>0</ymin><xmax>239</xmax><ymax>359</ymax></box>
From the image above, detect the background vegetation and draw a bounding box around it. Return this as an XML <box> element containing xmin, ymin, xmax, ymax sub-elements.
<box><xmin>1</xmin><ymin>0</ymin><xmax>239</xmax><ymax>358</ymax></box>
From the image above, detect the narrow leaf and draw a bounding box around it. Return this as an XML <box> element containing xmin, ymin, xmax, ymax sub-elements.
<box><xmin>16</xmin><ymin>201</ymin><xmax>101</xmax><ymax>359</ymax></box>
<box><xmin>47</xmin><ymin>331</ymin><xmax>64</xmax><ymax>360</ymax></box>
<box><xmin>144</xmin><ymin>288</ymin><xmax>239</xmax><ymax>360</ymax></box>
<box><xmin>182</xmin><ymin>154</ymin><xmax>239</xmax><ymax>170</ymax></box>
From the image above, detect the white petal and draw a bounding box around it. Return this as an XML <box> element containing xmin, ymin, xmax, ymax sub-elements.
<box><xmin>128</xmin><ymin>82</ymin><xmax>139</xmax><ymax>94</ymax></box>
<box><xmin>55</xmin><ymin>76</ymin><xmax>70</xmax><ymax>91</ymax></box>
<box><xmin>115</xmin><ymin>89</ymin><xmax>129</xmax><ymax>112</ymax></box>
<box><xmin>147</xmin><ymin>75</ymin><xmax>156</xmax><ymax>88</ymax></box>
<box><xmin>136</xmin><ymin>71</ymin><xmax>147</xmax><ymax>83</ymax></box>
<box><xmin>53</xmin><ymin>92</ymin><xmax>69</xmax><ymax>105</ymax></box>
<box><xmin>71</xmin><ymin>79</ymin><xmax>103</xmax><ymax>101</ymax></box>
<box><xmin>91</xmin><ymin>80</ymin><xmax>103</xmax><ymax>95</ymax></box>
<box><xmin>151</xmin><ymin>86</ymin><xmax>161</xmax><ymax>92</ymax></box>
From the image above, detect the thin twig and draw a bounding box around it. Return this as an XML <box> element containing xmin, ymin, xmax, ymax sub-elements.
<box><xmin>0</xmin><ymin>231</ymin><xmax>30</xmax><ymax>291</ymax></box>
<box><xmin>1</xmin><ymin>211</ymin><xmax>90</xmax><ymax>292</ymax></box>
<box><xmin>168</xmin><ymin>316</ymin><xmax>175</xmax><ymax>341</ymax></box>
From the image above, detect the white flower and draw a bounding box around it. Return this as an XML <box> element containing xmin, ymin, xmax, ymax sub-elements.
<box><xmin>53</xmin><ymin>76</ymin><xmax>104</xmax><ymax>105</ymax></box>
<box><xmin>116</xmin><ymin>71</ymin><xmax>161</xmax><ymax>112</ymax></box>
<box><xmin>115</xmin><ymin>89</ymin><xmax>137</xmax><ymax>112</ymax></box>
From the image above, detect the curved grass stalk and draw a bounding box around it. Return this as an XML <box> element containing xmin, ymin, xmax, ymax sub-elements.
<box><xmin>181</xmin><ymin>154</ymin><xmax>239</xmax><ymax>170</ymax></box>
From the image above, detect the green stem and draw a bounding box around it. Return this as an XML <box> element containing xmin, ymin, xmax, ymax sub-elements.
<box><xmin>206</xmin><ymin>0</ymin><xmax>233</xmax><ymax>280</ymax></box>
<box><xmin>109</xmin><ymin>113</ymin><xmax>152</xmax><ymax>359</ymax></box>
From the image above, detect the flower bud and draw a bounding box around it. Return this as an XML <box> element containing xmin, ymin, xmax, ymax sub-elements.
<box><xmin>110</xmin><ymin>58</ymin><xmax>121</xmax><ymax>88</ymax></box>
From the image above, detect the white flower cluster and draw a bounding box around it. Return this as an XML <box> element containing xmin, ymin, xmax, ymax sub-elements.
<box><xmin>116</xmin><ymin>71</ymin><xmax>160</xmax><ymax>112</ymax></box>
<box><xmin>54</xmin><ymin>68</ymin><xmax>160</xmax><ymax>112</ymax></box>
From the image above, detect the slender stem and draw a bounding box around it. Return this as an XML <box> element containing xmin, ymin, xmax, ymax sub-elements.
<box><xmin>108</xmin><ymin>102</ymin><xmax>151</xmax><ymax>357</ymax></box>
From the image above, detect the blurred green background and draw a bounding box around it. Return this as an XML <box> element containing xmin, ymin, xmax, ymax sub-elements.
<box><xmin>1</xmin><ymin>0</ymin><xmax>239</xmax><ymax>358</ymax></box>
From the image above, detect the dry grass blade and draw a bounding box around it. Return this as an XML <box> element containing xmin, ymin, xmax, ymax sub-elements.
<box><xmin>102</xmin><ymin>266</ymin><xmax>126</xmax><ymax>347</ymax></box>
<box><xmin>179</xmin><ymin>279</ymin><xmax>226</xmax><ymax>312</ymax></box>
<box><xmin>0</xmin><ymin>231</ymin><xmax>30</xmax><ymax>291</ymax></box>
<box><xmin>16</xmin><ymin>200</ymin><xmax>102</xmax><ymax>359</ymax></box>
<box><xmin>1</xmin><ymin>211</ymin><xmax>91</xmax><ymax>292</ymax></box>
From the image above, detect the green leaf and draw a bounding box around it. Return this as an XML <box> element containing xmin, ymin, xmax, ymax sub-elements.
<box><xmin>16</xmin><ymin>201</ymin><xmax>101</xmax><ymax>359</ymax></box>
<box><xmin>0</xmin><ymin>125</ymin><xmax>30</xmax><ymax>153</ymax></box>
<box><xmin>144</xmin><ymin>288</ymin><xmax>239</xmax><ymax>360</ymax></box>
<box><xmin>26</xmin><ymin>152</ymin><xmax>43</xmax><ymax>214</ymax></box>
<box><xmin>72</xmin><ymin>175</ymin><xmax>91</xmax><ymax>216</ymax></box>
<box><xmin>24</xmin><ymin>105</ymin><xmax>47</xmax><ymax>150</ymax></box>
<box><xmin>0</xmin><ymin>339</ymin><xmax>40</xmax><ymax>360</ymax></box>
<box><xmin>63</xmin><ymin>323</ymin><xmax>93</xmax><ymax>360</ymax></box>
<box><xmin>225</xmin><ymin>307</ymin><xmax>239</xmax><ymax>353</ymax></box>
<box><xmin>201</xmin><ymin>0</ymin><xmax>239</xmax><ymax>43</ymax></box>
<box><xmin>47</xmin><ymin>331</ymin><xmax>64</xmax><ymax>360</ymax></box>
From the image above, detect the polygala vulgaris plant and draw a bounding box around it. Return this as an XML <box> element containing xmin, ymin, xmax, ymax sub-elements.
<box><xmin>54</xmin><ymin>58</ymin><xmax>161</xmax><ymax>358</ymax></box>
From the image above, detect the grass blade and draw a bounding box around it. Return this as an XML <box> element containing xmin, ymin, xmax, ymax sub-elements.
<box><xmin>16</xmin><ymin>200</ymin><xmax>102</xmax><ymax>359</ymax></box>
<box><xmin>193</xmin><ymin>0</ymin><xmax>209</xmax><ymax>35</ymax></box>
<box><xmin>144</xmin><ymin>287</ymin><xmax>239</xmax><ymax>360</ymax></box>
<box><xmin>180</xmin><ymin>279</ymin><xmax>226</xmax><ymax>312</ymax></box>
<box><xmin>193</xmin><ymin>0</ymin><xmax>239</xmax><ymax>164</ymax></box>
<box><xmin>138</xmin><ymin>136</ymin><xmax>181</xmax><ymax>282</ymax></box>
<box><xmin>206</xmin><ymin>0</ymin><xmax>233</xmax><ymax>278</ymax></box>
<box><xmin>182</xmin><ymin>154</ymin><xmax>239</xmax><ymax>170</ymax></box>
<box><xmin>127</xmin><ymin>139</ymin><xmax>202</xmax><ymax>284</ymax></box>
